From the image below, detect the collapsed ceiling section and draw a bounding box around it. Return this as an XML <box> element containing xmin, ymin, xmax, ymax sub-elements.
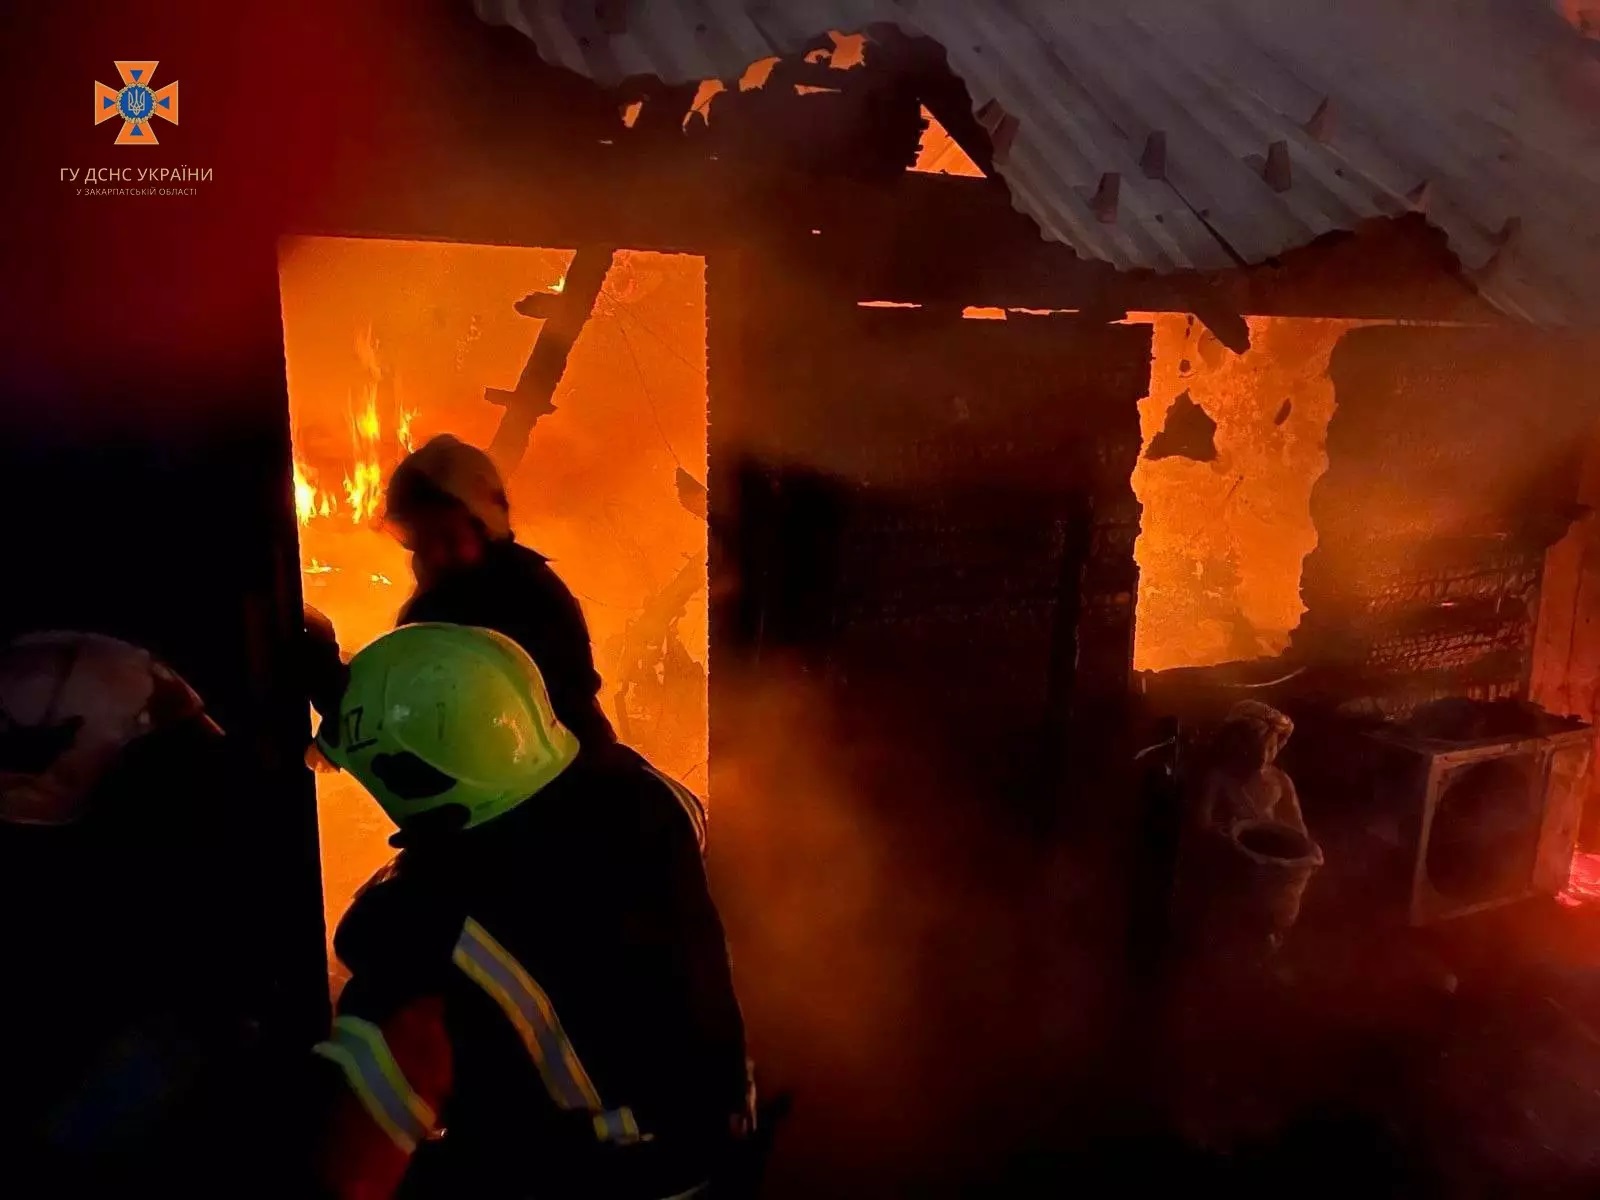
<box><xmin>475</xmin><ymin>0</ymin><xmax>1600</xmax><ymax>326</ymax></box>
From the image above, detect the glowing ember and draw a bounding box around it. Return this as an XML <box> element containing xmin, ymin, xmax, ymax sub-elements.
<box><xmin>550</xmin><ymin>274</ymin><xmax>567</xmax><ymax>295</ymax></box>
<box><xmin>1559</xmin><ymin>851</ymin><xmax>1600</xmax><ymax>908</ymax></box>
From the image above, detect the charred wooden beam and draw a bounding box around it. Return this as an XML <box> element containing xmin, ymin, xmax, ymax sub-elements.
<box><xmin>488</xmin><ymin>245</ymin><xmax>616</xmax><ymax>472</ymax></box>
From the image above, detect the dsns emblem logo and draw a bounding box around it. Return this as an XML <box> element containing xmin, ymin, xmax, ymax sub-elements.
<box><xmin>94</xmin><ymin>61</ymin><xmax>179</xmax><ymax>146</ymax></box>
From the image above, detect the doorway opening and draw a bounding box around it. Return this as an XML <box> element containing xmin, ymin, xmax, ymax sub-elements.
<box><xmin>278</xmin><ymin>236</ymin><xmax>709</xmax><ymax>950</ymax></box>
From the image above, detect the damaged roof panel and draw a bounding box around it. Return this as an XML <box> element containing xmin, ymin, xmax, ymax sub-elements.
<box><xmin>476</xmin><ymin>0</ymin><xmax>1600</xmax><ymax>325</ymax></box>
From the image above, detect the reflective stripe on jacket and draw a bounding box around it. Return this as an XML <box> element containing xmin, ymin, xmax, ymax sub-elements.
<box><xmin>313</xmin><ymin>1016</ymin><xmax>439</xmax><ymax>1155</ymax></box>
<box><xmin>322</xmin><ymin>749</ymin><xmax>747</xmax><ymax>1198</ymax></box>
<box><xmin>452</xmin><ymin>916</ymin><xmax>643</xmax><ymax>1144</ymax></box>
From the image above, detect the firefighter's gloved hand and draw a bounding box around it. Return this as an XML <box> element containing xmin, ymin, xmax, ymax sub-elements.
<box><xmin>302</xmin><ymin>604</ymin><xmax>348</xmax><ymax>721</ymax></box>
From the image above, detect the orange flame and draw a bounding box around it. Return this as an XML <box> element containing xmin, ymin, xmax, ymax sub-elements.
<box><xmin>355</xmin><ymin>395</ymin><xmax>381</xmax><ymax>442</ymax></box>
<box><xmin>294</xmin><ymin>457</ymin><xmax>336</xmax><ymax>525</ymax></box>
<box><xmin>294</xmin><ymin>458</ymin><xmax>317</xmax><ymax>525</ymax></box>
<box><xmin>280</xmin><ymin>240</ymin><xmax>710</xmax><ymax>965</ymax></box>
<box><xmin>294</xmin><ymin>328</ymin><xmax>416</xmax><ymax>538</ymax></box>
<box><xmin>342</xmin><ymin>328</ymin><xmax>388</xmax><ymax>526</ymax></box>
<box><xmin>343</xmin><ymin>456</ymin><xmax>382</xmax><ymax>525</ymax></box>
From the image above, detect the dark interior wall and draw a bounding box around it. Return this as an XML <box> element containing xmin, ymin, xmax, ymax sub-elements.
<box><xmin>702</xmin><ymin>251</ymin><xmax>1155</xmax><ymax>1195</ymax></box>
<box><xmin>709</xmin><ymin>249</ymin><xmax>1150</xmax><ymax>823</ymax></box>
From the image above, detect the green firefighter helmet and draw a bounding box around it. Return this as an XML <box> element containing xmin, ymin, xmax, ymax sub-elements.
<box><xmin>317</xmin><ymin>623</ymin><xmax>579</xmax><ymax>835</ymax></box>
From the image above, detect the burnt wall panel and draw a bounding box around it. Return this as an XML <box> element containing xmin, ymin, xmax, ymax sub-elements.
<box><xmin>1296</xmin><ymin>325</ymin><xmax>1597</xmax><ymax>715</ymax></box>
<box><xmin>717</xmin><ymin>283</ymin><xmax>1149</xmax><ymax>811</ymax></box>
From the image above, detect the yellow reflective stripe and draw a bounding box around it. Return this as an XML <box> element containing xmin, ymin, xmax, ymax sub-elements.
<box><xmin>592</xmin><ymin>1105</ymin><xmax>644</xmax><ymax>1144</ymax></box>
<box><xmin>646</xmin><ymin>764</ymin><xmax>707</xmax><ymax>850</ymax></box>
<box><xmin>452</xmin><ymin>920</ymin><xmax>660</xmax><ymax>1148</ymax></box>
<box><xmin>452</xmin><ymin>917</ymin><xmax>603</xmax><ymax>1111</ymax></box>
<box><xmin>312</xmin><ymin>1016</ymin><xmax>438</xmax><ymax>1155</ymax></box>
<box><xmin>313</xmin><ymin>1041</ymin><xmax>417</xmax><ymax>1154</ymax></box>
<box><xmin>336</xmin><ymin>1015</ymin><xmax>439</xmax><ymax>1135</ymax></box>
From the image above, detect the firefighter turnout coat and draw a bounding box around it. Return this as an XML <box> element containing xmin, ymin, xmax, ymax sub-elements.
<box><xmin>312</xmin><ymin>748</ymin><xmax>745</xmax><ymax>1200</ymax></box>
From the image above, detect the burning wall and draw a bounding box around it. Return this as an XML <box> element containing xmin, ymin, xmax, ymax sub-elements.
<box><xmin>1129</xmin><ymin>315</ymin><xmax>1595</xmax><ymax>714</ymax></box>
<box><xmin>1130</xmin><ymin>314</ymin><xmax>1366</xmax><ymax>674</ymax></box>
<box><xmin>278</xmin><ymin>237</ymin><xmax>708</xmax><ymax>940</ymax></box>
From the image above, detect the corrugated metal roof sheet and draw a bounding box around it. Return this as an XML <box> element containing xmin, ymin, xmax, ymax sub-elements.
<box><xmin>475</xmin><ymin>0</ymin><xmax>1600</xmax><ymax>325</ymax></box>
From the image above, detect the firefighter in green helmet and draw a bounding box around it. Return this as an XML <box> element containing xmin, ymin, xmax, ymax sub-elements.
<box><xmin>309</xmin><ymin>623</ymin><xmax>748</xmax><ymax>1199</ymax></box>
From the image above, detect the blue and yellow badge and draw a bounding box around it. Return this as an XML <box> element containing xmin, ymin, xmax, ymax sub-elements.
<box><xmin>94</xmin><ymin>61</ymin><xmax>179</xmax><ymax>146</ymax></box>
